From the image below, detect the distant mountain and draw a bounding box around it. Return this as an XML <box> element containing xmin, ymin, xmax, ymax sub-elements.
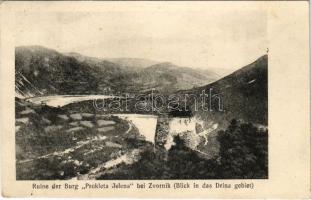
<box><xmin>199</xmin><ymin>68</ymin><xmax>234</xmax><ymax>79</ymax></box>
<box><xmin>68</xmin><ymin>54</ymin><xmax>219</xmax><ymax>93</ymax></box>
<box><xmin>106</xmin><ymin>57</ymin><xmax>159</xmax><ymax>69</ymax></box>
<box><xmin>140</xmin><ymin>62</ymin><xmax>219</xmax><ymax>93</ymax></box>
<box><xmin>65</xmin><ymin>52</ymin><xmax>102</xmax><ymax>63</ymax></box>
<box><xmin>16</xmin><ymin>46</ymin><xmax>220</xmax><ymax>97</ymax></box>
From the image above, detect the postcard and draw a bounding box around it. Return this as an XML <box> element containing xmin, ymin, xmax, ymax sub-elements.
<box><xmin>0</xmin><ymin>1</ymin><xmax>309</xmax><ymax>198</ymax></box>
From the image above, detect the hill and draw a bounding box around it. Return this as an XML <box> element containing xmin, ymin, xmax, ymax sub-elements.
<box><xmin>15</xmin><ymin>46</ymin><xmax>219</xmax><ymax>96</ymax></box>
<box><xmin>15</xmin><ymin>46</ymin><xmax>102</xmax><ymax>96</ymax></box>
<box><xmin>106</xmin><ymin>57</ymin><xmax>159</xmax><ymax>69</ymax></box>
<box><xmin>143</xmin><ymin>62</ymin><xmax>219</xmax><ymax>92</ymax></box>
<box><xmin>179</xmin><ymin>55</ymin><xmax>268</xmax><ymax>126</ymax></box>
<box><xmin>170</xmin><ymin>55</ymin><xmax>268</xmax><ymax>157</ymax></box>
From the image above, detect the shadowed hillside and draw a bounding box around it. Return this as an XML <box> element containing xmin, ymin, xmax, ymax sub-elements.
<box><xmin>180</xmin><ymin>55</ymin><xmax>268</xmax><ymax>126</ymax></box>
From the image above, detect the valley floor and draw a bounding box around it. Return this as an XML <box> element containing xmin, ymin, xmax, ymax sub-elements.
<box><xmin>16</xmin><ymin>98</ymin><xmax>152</xmax><ymax>180</ymax></box>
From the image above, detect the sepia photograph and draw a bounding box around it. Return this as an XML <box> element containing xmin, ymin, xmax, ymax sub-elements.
<box><xmin>1</xmin><ymin>1</ymin><xmax>310</xmax><ymax>198</ymax></box>
<box><xmin>14</xmin><ymin>5</ymin><xmax>268</xmax><ymax>180</ymax></box>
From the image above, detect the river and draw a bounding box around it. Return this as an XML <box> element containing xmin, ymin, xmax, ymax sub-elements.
<box><xmin>25</xmin><ymin>95</ymin><xmax>119</xmax><ymax>107</ymax></box>
<box><xmin>24</xmin><ymin>95</ymin><xmax>158</xmax><ymax>143</ymax></box>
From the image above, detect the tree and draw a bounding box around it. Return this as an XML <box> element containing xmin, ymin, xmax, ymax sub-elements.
<box><xmin>217</xmin><ymin>119</ymin><xmax>268</xmax><ymax>179</ymax></box>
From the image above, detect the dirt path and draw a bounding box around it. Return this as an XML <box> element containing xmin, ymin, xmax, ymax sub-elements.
<box><xmin>17</xmin><ymin>135</ymin><xmax>107</xmax><ymax>164</ymax></box>
<box><xmin>73</xmin><ymin>149</ymin><xmax>141</xmax><ymax>180</ymax></box>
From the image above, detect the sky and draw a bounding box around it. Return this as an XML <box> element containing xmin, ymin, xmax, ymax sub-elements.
<box><xmin>14</xmin><ymin>3</ymin><xmax>267</xmax><ymax>71</ymax></box>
